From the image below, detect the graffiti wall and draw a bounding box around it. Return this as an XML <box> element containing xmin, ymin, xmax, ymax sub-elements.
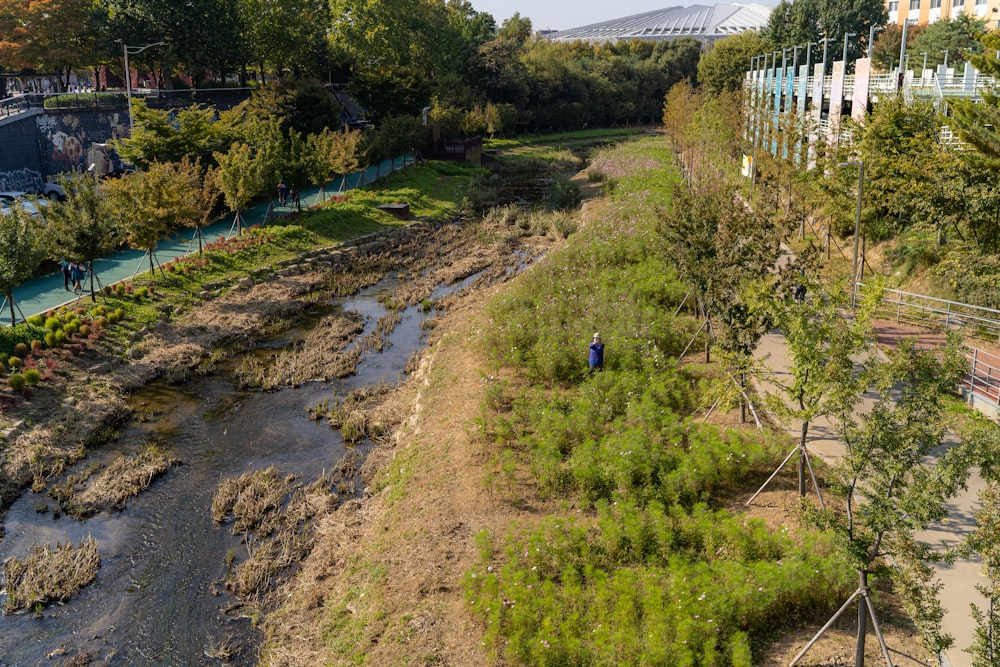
<box><xmin>0</xmin><ymin>108</ymin><xmax>130</xmax><ymax>188</ymax></box>
<box><xmin>35</xmin><ymin>110</ymin><xmax>129</xmax><ymax>177</ymax></box>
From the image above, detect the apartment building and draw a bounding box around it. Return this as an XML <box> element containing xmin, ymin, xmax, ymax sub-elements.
<box><xmin>888</xmin><ymin>0</ymin><xmax>1000</xmax><ymax>28</ymax></box>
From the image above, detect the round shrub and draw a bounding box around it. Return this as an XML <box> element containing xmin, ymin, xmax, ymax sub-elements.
<box><xmin>78</xmin><ymin>324</ymin><xmax>91</xmax><ymax>337</ymax></box>
<box><xmin>30</xmin><ymin>339</ymin><xmax>43</xmax><ymax>353</ymax></box>
<box><xmin>44</xmin><ymin>332</ymin><xmax>55</xmax><ymax>347</ymax></box>
<box><xmin>8</xmin><ymin>356</ymin><xmax>22</xmax><ymax>369</ymax></box>
<box><xmin>135</xmin><ymin>286</ymin><xmax>149</xmax><ymax>299</ymax></box>
<box><xmin>93</xmin><ymin>317</ymin><xmax>107</xmax><ymax>330</ymax></box>
<box><xmin>7</xmin><ymin>373</ymin><xmax>25</xmax><ymax>391</ymax></box>
<box><xmin>63</xmin><ymin>322</ymin><xmax>78</xmax><ymax>336</ymax></box>
<box><xmin>23</xmin><ymin>369</ymin><xmax>40</xmax><ymax>386</ymax></box>
<box><xmin>114</xmin><ymin>308</ymin><xmax>126</xmax><ymax>321</ymax></box>
<box><xmin>115</xmin><ymin>283</ymin><xmax>126</xmax><ymax>296</ymax></box>
<box><xmin>26</xmin><ymin>315</ymin><xmax>44</xmax><ymax>327</ymax></box>
<box><xmin>13</xmin><ymin>343</ymin><xmax>28</xmax><ymax>358</ymax></box>
<box><xmin>94</xmin><ymin>305</ymin><xmax>107</xmax><ymax>316</ymax></box>
<box><xmin>74</xmin><ymin>308</ymin><xmax>85</xmax><ymax>316</ymax></box>
<box><xmin>44</xmin><ymin>317</ymin><xmax>61</xmax><ymax>330</ymax></box>
<box><xmin>103</xmin><ymin>285</ymin><xmax>114</xmax><ymax>295</ymax></box>
<box><xmin>53</xmin><ymin>329</ymin><xmax>67</xmax><ymax>345</ymax></box>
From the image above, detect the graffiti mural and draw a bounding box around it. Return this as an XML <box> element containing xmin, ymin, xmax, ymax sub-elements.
<box><xmin>35</xmin><ymin>111</ymin><xmax>130</xmax><ymax>177</ymax></box>
<box><xmin>0</xmin><ymin>168</ymin><xmax>46</xmax><ymax>193</ymax></box>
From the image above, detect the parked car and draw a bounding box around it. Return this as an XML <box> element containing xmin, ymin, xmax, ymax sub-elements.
<box><xmin>40</xmin><ymin>182</ymin><xmax>65</xmax><ymax>200</ymax></box>
<box><xmin>0</xmin><ymin>191</ymin><xmax>49</xmax><ymax>217</ymax></box>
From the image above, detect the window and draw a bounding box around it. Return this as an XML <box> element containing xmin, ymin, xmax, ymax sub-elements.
<box><xmin>976</xmin><ymin>0</ymin><xmax>986</xmax><ymax>6</ymax></box>
<box><xmin>930</xmin><ymin>0</ymin><xmax>941</xmax><ymax>7</ymax></box>
<box><xmin>910</xmin><ymin>0</ymin><xmax>921</xmax><ymax>9</ymax></box>
<box><xmin>889</xmin><ymin>0</ymin><xmax>899</xmax><ymax>10</ymax></box>
<box><xmin>953</xmin><ymin>0</ymin><xmax>964</xmax><ymax>7</ymax></box>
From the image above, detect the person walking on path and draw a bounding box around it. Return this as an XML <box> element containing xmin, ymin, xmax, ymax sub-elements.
<box><xmin>70</xmin><ymin>262</ymin><xmax>86</xmax><ymax>293</ymax></box>
<box><xmin>589</xmin><ymin>333</ymin><xmax>605</xmax><ymax>374</ymax></box>
<box><xmin>60</xmin><ymin>260</ymin><xmax>71</xmax><ymax>291</ymax></box>
<box><xmin>277</xmin><ymin>181</ymin><xmax>289</xmax><ymax>206</ymax></box>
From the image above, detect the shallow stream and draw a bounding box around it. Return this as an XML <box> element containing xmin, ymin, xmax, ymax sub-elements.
<box><xmin>0</xmin><ymin>274</ymin><xmax>443</xmax><ymax>666</ymax></box>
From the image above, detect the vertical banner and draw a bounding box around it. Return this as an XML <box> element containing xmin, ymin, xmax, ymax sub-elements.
<box><xmin>852</xmin><ymin>58</ymin><xmax>871</xmax><ymax>124</ymax></box>
<box><xmin>796</xmin><ymin>64</ymin><xmax>809</xmax><ymax>164</ymax></box>
<box><xmin>808</xmin><ymin>63</ymin><xmax>824</xmax><ymax>169</ymax></box>
<box><xmin>828</xmin><ymin>60</ymin><xmax>845</xmax><ymax>148</ymax></box>
<box><xmin>772</xmin><ymin>65</ymin><xmax>783</xmax><ymax>154</ymax></box>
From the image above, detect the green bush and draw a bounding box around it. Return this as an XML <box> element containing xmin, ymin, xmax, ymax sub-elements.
<box><xmin>7</xmin><ymin>373</ymin><xmax>25</xmax><ymax>391</ymax></box>
<box><xmin>44</xmin><ymin>332</ymin><xmax>55</xmax><ymax>347</ymax></box>
<box><xmin>23</xmin><ymin>369</ymin><xmax>40</xmax><ymax>386</ymax></box>
<box><xmin>53</xmin><ymin>329</ymin><xmax>67</xmax><ymax>345</ymax></box>
<box><xmin>8</xmin><ymin>356</ymin><xmax>22</xmax><ymax>369</ymax></box>
<box><xmin>13</xmin><ymin>343</ymin><xmax>28</xmax><ymax>358</ymax></box>
<box><xmin>547</xmin><ymin>176</ymin><xmax>580</xmax><ymax>210</ymax></box>
<box><xmin>135</xmin><ymin>286</ymin><xmax>149</xmax><ymax>299</ymax></box>
<box><xmin>44</xmin><ymin>317</ymin><xmax>61</xmax><ymax>330</ymax></box>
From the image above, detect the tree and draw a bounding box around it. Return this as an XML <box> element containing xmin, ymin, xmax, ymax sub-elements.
<box><xmin>328</xmin><ymin>128</ymin><xmax>363</xmax><ymax>193</ymax></box>
<box><xmin>41</xmin><ymin>174</ymin><xmax>121</xmax><ymax>301</ymax></box>
<box><xmin>114</xmin><ymin>100</ymin><xmax>233</xmax><ymax>168</ymax></box>
<box><xmin>281</xmin><ymin>130</ymin><xmax>312</xmax><ymax>211</ymax></box>
<box><xmin>764</xmin><ymin>0</ymin><xmax>887</xmax><ymax>63</ymax></box>
<box><xmin>698</xmin><ymin>31</ymin><xmax>772</xmax><ymax>95</ymax></box>
<box><xmin>214</xmin><ymin>142</ymin><xmax>264</xmax><ymax>234</ymax></box>
<box><xmin>102</xmin><ymin>162</ymin><xmax>198</xmax><ymax>276</ymax></box>
<box><xmin>800</xmin><ymin>333</ymin><xmax>975</xmax><ymax>666</ymax></box>
<box><xmin>906</xmin><ymin>14</ymin><xmax>986</xmax><ymax>71</ymax></box>
<box><xmin>751</xmin><ymin>280</ymin><xmax>878</xmax><ymax>504</ymax></box>
<box><xmin>0</xmin><ymin>203</ymin><xmax>45</xmax><ymax>325</ymax></box>
<box><xmin>0</xmin><ymin>0</ymin><xmax>99</xmax><ymax>91</ymax></box>
<box><xmin>174</xmin><ymin>157</ymin><xmax>221</xmax><ymax>254</ymax></box>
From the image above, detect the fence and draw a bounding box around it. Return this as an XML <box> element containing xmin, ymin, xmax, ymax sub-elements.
<box><xmin>862</xmin><ymin>283</ymin><xmax>1000</xmax><ymax>414</ymax></box>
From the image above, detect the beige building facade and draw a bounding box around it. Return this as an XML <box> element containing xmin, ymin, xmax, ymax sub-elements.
<box><xmin>887</xmin><ymin>0</ymin><xmax>1000</xmax><ymax>28</ymax></box>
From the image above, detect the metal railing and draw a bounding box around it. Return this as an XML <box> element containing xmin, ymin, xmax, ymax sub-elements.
<box><xmin>868</xmin><ymin>285</ymin><xmax>1000</xmax><ymax>342</ymax></box>
<box><xmin>965</xmin><ymin>347</ymin><xmax>1000</xmax><ymax>410</ymax></box>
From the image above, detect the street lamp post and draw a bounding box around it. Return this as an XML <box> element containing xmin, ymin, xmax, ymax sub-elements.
<box><xmin>921</xmin><ymin>51</ymin><xmax>928</xmax><ymax>73</ymax></box>
<box><xmin>843</xmin><ymin>32</ymin><xmax>856</xmax><ymax>63</ymax></box>
<box><xmin>838</xmin><ymin>160</ymin><xmax>865</xmax><ymax>305</ymax></box>
<box><xmin>123</xmin><ymin>42</ymin><xmax>166</xmax><ymax>135</ymax></box>
<box><xmin>942</xmin><ymin>49</ymin><xmax>950</xmax><ymax>70</ymax></box>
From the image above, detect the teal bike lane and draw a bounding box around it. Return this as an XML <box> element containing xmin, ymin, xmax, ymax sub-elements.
<box><xmin>6</xmin><ymin>155</ymin><xmax>414</xmax><ymax>324</ymax></box>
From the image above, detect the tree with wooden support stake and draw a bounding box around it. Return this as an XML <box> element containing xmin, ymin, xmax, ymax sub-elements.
<box><xmin>748</xmin><ymin>276</ymin><xmax>878</xmax><ymax>509</ymax></box>
<box><xmin>793</xmin><ymin>331</ymin><xmax>977</xmax><ymax>666</ymax></box>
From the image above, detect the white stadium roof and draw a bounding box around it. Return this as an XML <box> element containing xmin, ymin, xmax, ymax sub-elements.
<box><xmin>545</xmin><ymin>3</ymin><xmax>772</xmax><ymax>44</ymax></box>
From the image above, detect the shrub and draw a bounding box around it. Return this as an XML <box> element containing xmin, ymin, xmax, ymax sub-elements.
<box><xmin>115</xmin><ymin>284</ymin><xmax>126</xmax><ymax>296</ymax></box>
<box><xmin>547</xmin><ymin>176</ymin><xmax>580</xmax><ymax>210</ymax></box>
<box><xmin>94</xmin><ymin>305</ymin><xmax>107</xmax><ymax>316</ymax></box>
<box><xmin>13</xmin><ymin>343</ymin><xmax>28</xmax><ymax>358</ymax></box>
<box><xmin>53</xmin><ymin>329</ymin><xmax>67</xmax><ymax>345</ymax></box>
<box><xmin>63</xmin><ymin>322</ymin><xmax>78</xmax><ymax>336</ymax></box>
<box><xmin>7</xmin><ymin>356</ymin><xmax>22</xmax><ymax>369</ymax></box>
<box><xmin>43</xmin><ymin>332</ymin><xmax>55</xmax><ymax>347</ymax></box>
<box><xmin>135</xmin><ymin>286</ymin><xmax>149</xmax><ymax>299</ymax></box>
<box><xmin>26</xmin><ymin>315</ymin><xmax>44</xmax><ymax>327</ymax></box>
<box><xmin>23</xmin><ymin>369</ymin><xmax>40</xmax><ymax>386</ymax></box>
<box><xmin>78</xmin><ymin>325</ymin><xmax>91</xmax><ymax>337</ymax></box>
<box><xmin>44</xmin><ymin>317</ymin><xmax>61</xmax><ymax>330</ymax></box>
<box><xmin>7</xmin><ymin>373</ymin><xmax>25</xmax><ymax>391</ymax></box>
<box><xmin>30</xmin><ymin>340</ymin><xmax>43</xmax><ymax>353</ymax></box>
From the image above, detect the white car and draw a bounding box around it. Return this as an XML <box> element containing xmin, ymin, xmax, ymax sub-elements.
<box><xmin>0</xmin><ymin>191</ymin><xmax>49</xmax><ymax>217</ymax></box>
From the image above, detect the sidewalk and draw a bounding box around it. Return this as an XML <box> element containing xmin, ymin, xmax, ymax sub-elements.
<box><xmin>753</xmin><ymin>326</ymin><xmax>984</xmax><ymax>667</ymax></box>
<box><xmin>4</xmin><ymin>156</ymin><xmax>413</xmax><ymax>323</ymax></box>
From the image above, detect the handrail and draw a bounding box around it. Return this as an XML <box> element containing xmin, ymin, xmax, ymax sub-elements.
<box><xmin>863</xmin><ymin>283</ymin><xmax>1000</xmax><ymax>343</ymax></box>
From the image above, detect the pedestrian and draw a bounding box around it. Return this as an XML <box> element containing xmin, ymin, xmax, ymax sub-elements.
<box><xmin>277</xmin><ymin>181</ymin><xmax>288</xmax><ymax>206</ymax></box>
<box><xmin>589</xmin><ymin>333</ymin><xmax>605</xmax><ymax>374</ymax></box>
<box><xmin>794</xmin><ymin>284</ymin><xmax>806</xmax><ymax>303</ymax></box>
<box><xmin>71</xmin><ymin>262</ymin><xmax>86</xmax><ymax>292</ymax></box>
<box><xmin>60</xmin><ymin>259</ymin><xmax>71</xmax><ymax>291</ymax></box>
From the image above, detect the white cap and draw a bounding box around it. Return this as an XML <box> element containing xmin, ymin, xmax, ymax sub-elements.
<box><xmin>593</xmin><ymin>333</ymin><xmax>600</xmax><ymax>339</ymax></box>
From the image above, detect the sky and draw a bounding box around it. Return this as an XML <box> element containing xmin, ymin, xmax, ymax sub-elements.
<box><xmin>469</xmin><ymin>0</ymin><xmax>674</xmax><ymax>33</ymax></box>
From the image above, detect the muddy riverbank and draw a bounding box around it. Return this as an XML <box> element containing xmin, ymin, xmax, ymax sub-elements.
<box><xmin>0</xmin><ymin>215</ymin><xmax>548</xmax><ymax>665</ymax></box>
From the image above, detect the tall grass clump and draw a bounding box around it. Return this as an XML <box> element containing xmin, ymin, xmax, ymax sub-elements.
<box><xmin>468</xmin><ymin>136</ymin><xmax>853</xmax><ymax>665</ymax></box>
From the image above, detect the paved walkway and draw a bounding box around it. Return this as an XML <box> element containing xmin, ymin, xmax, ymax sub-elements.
<box><xmin>754</xmin><ymin>324</ymin><xmax>984</xmax><ymax>667</ymax></box>
<box><xmin>3</xmin><ymin>156</ymin><xmax>413</xmax><ymax>323</ymax></box>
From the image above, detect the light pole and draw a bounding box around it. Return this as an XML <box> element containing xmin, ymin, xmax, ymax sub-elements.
<box><xmin>942</xmin><ymin>49</ymin><xmax>950</xmax><ymax>70</ymax></box>
<box><xmin>123</xmin><ymin>42</ymin><xmax>166</xmax><ymax>135</ymax></box>
<box><xmin>843</xmin><ymin>32</ymin><xmax>856</xmax><ymax>63</ymax></box>
<box><xmin>868</xmin><ymin>25</ymin><xmax>883</xmax><ymax>58</ymax></box>
<box><xmin>921</xmin><ymin>51</ymin><xmax>928</xmax><ymax>73</ymax></box>
<box><xmin>839</xmin><ymin>160</ymin><xmax>864</xmax><ymax>305</ymax></box>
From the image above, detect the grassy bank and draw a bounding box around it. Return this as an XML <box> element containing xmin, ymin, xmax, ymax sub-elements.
<box><xmin>468</xmin><ymin>137</ymin><xmax>853</xmax><ymax>665</ymax></box>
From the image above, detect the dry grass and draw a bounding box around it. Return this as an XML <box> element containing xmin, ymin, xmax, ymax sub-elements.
<box><xmin>60</xmin><ymin>444</ymin><xmax>179</xmax><ymax>518</ymax></box>
<box><xmin>2</xmin><ymin>537</ymin><xmax>100</xmax><ymax>614</ymax></box>
<box><xmin>211</xmin><ymin>466</ymin><xmax>297</xmax><ymax>534</ymax></box>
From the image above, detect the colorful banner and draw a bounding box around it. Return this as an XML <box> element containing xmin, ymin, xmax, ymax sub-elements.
<box><xmin>852</xmin><ymin>58</ymin><xmax>871</xmax><ymax>124</ymax></box>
